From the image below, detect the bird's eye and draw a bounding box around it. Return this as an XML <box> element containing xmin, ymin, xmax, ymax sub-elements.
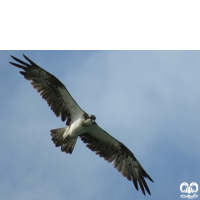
<box><xmin>91</xmin><ymin>115</ymin><xmax>96</xmax><ymax>121</ymax></box>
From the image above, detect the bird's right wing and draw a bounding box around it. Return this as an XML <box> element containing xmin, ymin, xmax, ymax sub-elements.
<box><xmin>10</xmin><ymin>54</ymin><xmax>86</xmax><ymax>125</ymax></box>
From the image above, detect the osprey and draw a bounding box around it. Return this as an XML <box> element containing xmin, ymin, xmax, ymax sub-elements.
<box><xmin>10</xmin><ymin>55</ymin><xmax>154</xmax><ymax>195</ymax></box>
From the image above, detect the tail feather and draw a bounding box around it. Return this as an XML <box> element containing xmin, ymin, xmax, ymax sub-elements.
<box><xmin>51</xmin><ymin>127</ymin><xmax>66</xmax><ymax>147</ymax></box>
<box><xmin>61</xmin><ymin>139</ymin><xmax>77</xmax><ymax>154</ymax></box>
<box><xmin>50</xmin><ymin>127</ymin><xmax>77</xmax><ymax>154</ymax></box>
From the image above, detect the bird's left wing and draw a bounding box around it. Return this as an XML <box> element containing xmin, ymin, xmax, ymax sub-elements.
<box><xmin>80</xmin><ymin>124</ymin><xmax>153</xmax><ymax>195</ymax></box>
<box><xmin>10</xmin><ymin>54</ymin><xmax>86</xmax><ymax>125</ymax></box>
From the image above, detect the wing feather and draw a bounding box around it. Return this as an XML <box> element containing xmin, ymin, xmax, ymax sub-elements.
<box><xmin>10</xmin><ymin>54</ymin><xmax>86</xmax><ymax>125</ymax></box>
<box><xmin>80</xmin><ymin>124</ymin><xmax>153</xmax><ymax>196</ymax></box>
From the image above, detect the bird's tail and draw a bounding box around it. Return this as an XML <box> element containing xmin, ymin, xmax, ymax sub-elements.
<box><xmin>50</xmin><ymin>127</ymin><xmax>78</xmax><ymax>154</ymax></box>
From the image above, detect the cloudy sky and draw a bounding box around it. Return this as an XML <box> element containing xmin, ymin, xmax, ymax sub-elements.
<box><xmin>1</xmin><ymin>51</ymin><xmax>200</xmax><ymax>200</ymax></box>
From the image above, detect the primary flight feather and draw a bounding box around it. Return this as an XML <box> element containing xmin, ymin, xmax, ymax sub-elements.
<box><xmin>10</xmin><ymin>54</ymin><xmax>153</xmax><ymax>195</ymax></box>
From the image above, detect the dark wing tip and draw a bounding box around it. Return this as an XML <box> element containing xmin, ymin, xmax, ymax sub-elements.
<box><xmin>9</xmin><ymin>61</ymin><xmax>26</xmax><ymax>70</ymax></box>
<box><xmin>142</xmin><ymin>169</ymin><xmax>154</xmax><ymax>183</ymax></box>
<box><xmin>10</xmin><ymin>55</ymin><xmax>19</xmax><ymax>60</ymax></box>
<box><xmin>149</xmin><ymin>177</ymin><xmax>154</xmax><ymax>182</ymax></box>
<box><xmin>10</xmin><ymin>54</ymin><xmax>31</xmax><ymax>68</ymax></box>
<box><xmin>132</xmin><ymin>178</ymin><xmax>139</xmax><ymax>191</ymax></box>
<box><xmin>23</xmin><ymin>54</ymin><xmax>37</xmax><ymax>66</ymax></box>
<box><xmin>141</xmin><ymin>175</ymin><xmax>151</xmax><ymax>195</ymax></box>
<box><xmin>139</xmin><ymin>168</ymin><xmax>153</xmax><ymax>195</ymax></box>
<box><xmin>10</xmin><ymin>55</ymin><xmax>19</xmax><ymax>61</ymax></box>
<box><xmin>23</xmin><ymin>54</ymin><xmax>28</xmax><ymax>60</ymax></box>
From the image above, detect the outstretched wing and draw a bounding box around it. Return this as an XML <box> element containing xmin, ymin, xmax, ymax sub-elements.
<box><xmin>80</xmin><ymin>124</ymin><xmax>154</xmax><ymax>196</ymax></box>
<box><xmin>10</xmin><ymin>54</ymin><xmax>86</xmax><ymax>125</ymax></box>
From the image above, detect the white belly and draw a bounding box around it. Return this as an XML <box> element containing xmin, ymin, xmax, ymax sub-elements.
<box><xmin>62</xmin><ymin>118</ymin><xmax>93</xmax><ymax>140</ymax></box>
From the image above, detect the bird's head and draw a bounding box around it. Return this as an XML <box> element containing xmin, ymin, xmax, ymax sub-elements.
<box><xmin>89</xmin><ymin>115</ymin><xmax>96</xmax><ymax>122</ymax></box>
<box><xmin>83</xmin><ymin>113</ymin><xmax>96</xmax><ymax>125</ymax></box>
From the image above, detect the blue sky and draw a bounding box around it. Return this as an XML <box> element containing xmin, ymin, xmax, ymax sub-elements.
<box><xmin>1</xmin><ymin>51</ymin><xmax>200</xmax><ymax>200</ymax></box>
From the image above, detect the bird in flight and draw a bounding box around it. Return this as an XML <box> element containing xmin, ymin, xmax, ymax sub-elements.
<box><xmin>10</xmin><ymin>54</ymin><xmax>154</xmax><ymax>195</ymax></box>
